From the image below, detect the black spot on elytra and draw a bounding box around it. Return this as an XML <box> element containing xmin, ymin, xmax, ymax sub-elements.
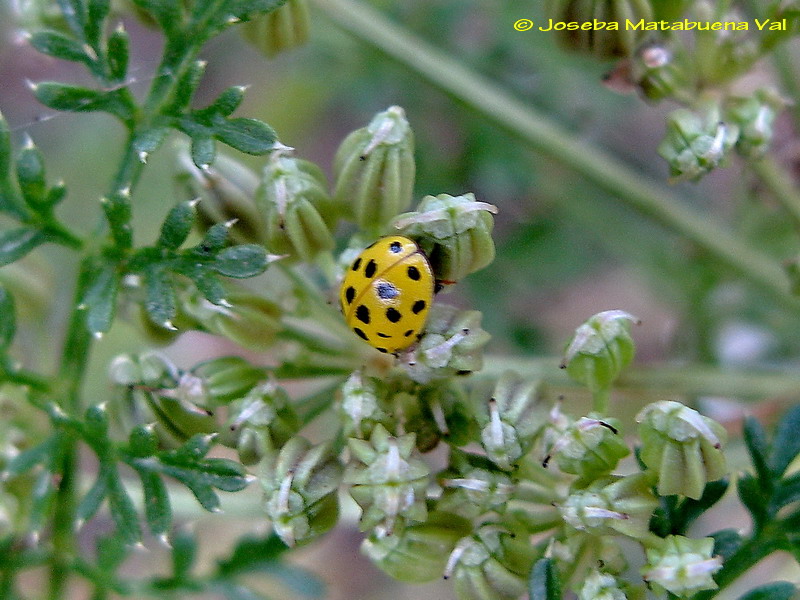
<box><xmin>404</xmin><ymin>329</ymin><xmax>414</xmax><ymax>337</ymax></box>
<box><xmin>377</xmin><ymin>332</ymin><xmax>391</xmax><ymax>338</ymax></box>
<box><xmin>376</xmin><ymin>282</ymin><xmax>399</xmax><ymax>300</ymax></box>
<box><xmin>364</xmin><ymin>259</ymin><xmax>377</xmax><ymax>278</ymax></box>
<box><xmin>376</xmin><ymin>347</ymin><xmax>388</xmax><ymax>353</ymax></box>
<box><xmin>345</xmin><ymin>286</ymin><xmax>356</xmax><ymax>304</ymax></box>
<box><xmin>351</xmin><ymin>257</ymin><xmax>362</xmax><ymax>271</ymax></box>
<box><xmin>354</xmin><ymin>327</ymin><xmax>368</xmax><ymax>341</ymax></box>
<box><xmin>407</xmin><ymin>266</ymin><xmax>421</xmax><ymax>280</ymax></box>
<box><xmin>386</xmin><ymin>307</ymin><xmax>402</xmax><ymax>323</ymax></box>
<box><xmin>390</xmin><ymin>240</ymin><xmax>403</xmax><ymax>253</ymax></box>
<box><xmin>356</xmin><ymin>305</ymin><xmax>370</xmax><ymax>324</ymax></box>
<box><xmin>412</xmin><ymin>300</ymin><xmax>426</xmax><ymax>314</ymax></box>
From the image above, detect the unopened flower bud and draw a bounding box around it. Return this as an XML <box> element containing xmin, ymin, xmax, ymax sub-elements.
<box><xmin>345</xmin><ymin>424</ymin><xmax>430</xmax><ymax>533</ymax></box>
<box><xmin>438</xmin><ymin>449</ymin><xmax>515</xmax><ymax>520</ymax></box>
<box><xmin>550</xmin><ymin>534</ymin><xmax>629</xmax><ymax>590</ymax></box>
<box><xmin>637</xmin><ymin>400</ymin><xmax>727</xmax><ymax>499</ymax></box>
<box><xmin>471</xmin><ymin>371</ymin><xmax>546</xmax><ymax>471</ymax></box>
<box><xmin>561</xmin><ymin>310</ymin><xmax>639</xmax><ymax>399</ymax></box>
<box><xmin>546</xmin><ymin>414</ymin><xmax>629</xmax><ymax>478</ymax></box>
<box><xmin>658</xmin><ymin>106</ymin><xmax>738</xmax><ymax>181</ymax></box>
<box><xmin>262</xmin><ymin>437</ymin><xmax>343</xmax><ymax>546</ymax></box>
<box><xmin>559</xmin><ymin>473</ymin><xmax>657</xmax><ymax>540</ymax></box>
<box><xmin>503</xmin><ymin>456</ymin><xmax>565</xmax><ymax>534</ymax></box>
<box><xmin>445</xmin><ymin>526</ymin><xmax>537</xmax><ymax>600</ymax></box>
<box><xmin>394</xmin><ymin>193</ymin><xmax>497</xmax><ymax>283</ymax></box>
<box><xmin>545</xmin><ymin>0</ymin><xmax>654</xmax><ymax>59</ymax></box>
<box><xmin>183</xmin><ymin>289</ymin><xmax>282</xmax><ymax>351</ymax></box>
<box><xmin>240</xmin><ymin>0</ymin><xmax>310</xmax><ymax>57</ymax></box>
<box><xmin>338</xmin><ymin>371</ymin><xmax>390</xmax><ymax>439</ymax></box>
<box><xmin>256</xmin><ymin>150</ymin><xmax>338</xmax><ymax>262</ymax></box>
<box><xmin>642</xmin><ymin>535</ymin><xmax>721</xmax><ymax>597</ymax></box>
<box><xmin>108</xmin><ymin>351</ymin><xmax>177</xmax><ymax>388</ymax></box>
<box><xmin>404</xmin><ymin>305</ymin><xmax>491</xmax><ymax>384</ymax></box>
<box><xmin>578</xmin><ymin>571</ymin><xmax>628</xmax><ymax>600</ymax></box>
<box><xmin>726</xmin><ymin>89</ymin><xmax>785</xmax><ymax>158</ymax></box>
<box><xmin>634</xmin><ymin>44</ymin><xmax>692</xmax><ymax>102</ymax></box>
<box><xmin>191</xmin><ymin>356</ymin><xmax>266</xmax><ymax>405</ymax></box>
<box><xmin>175</xmin><ymin>149</ymin><xmax>265</xmax><ymax>245</ymax></box>
<box><xmin>362</xmin><ymin>511</ymin><xmax>472</xmax><ymax>582</ymax></box>
<box><xmin>333</xmin><ymin>106</ymin><xmax>415</xmax><ymax>233</ymax></box>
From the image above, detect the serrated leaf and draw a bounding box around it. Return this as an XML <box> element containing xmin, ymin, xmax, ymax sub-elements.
<box><xmin>529</xmin><ymin>558</ymin><xmax>561</xmax><ymax>600</ymax></box>
<box><xmin>133</xmin><ymin>126</ymin><xmax>171</xmax><ymax>156</ymax></box>
<box><xmin>84</xmin><ymin>263</ymin><xmax>120</xmax><ymax>335</ymax></box>
<box><xmin>107</xmin><ymin>26</ymin><xmax>130</xmax><ymax>82</ymax></box>
<box><xmin>144</xmin><ymin>267</ymin><xmax>177</xmax><ymax>326</ymax></box>
<box><xmin>33</xmin><ymin>82</ymin><xmax>134</xmax><ymax>122</ymax></box>
<box><xmin>0</xmin><ymin>284</ymin><xmax>16</xmax><ymax>350</ymax></box>
<box><xmin>769</xmin><ymin>406</ymin><xmax>800</xmax><ymax>477</ymax></box>
<box><xmin>216</xmin><ymin>534</ymin><xmax>288</xmax><ymax>577</ymax></box>
<box><xmin>711</xmin><ymin>528</ymin><xmax>742</xmax><ymax>562</ymax></box>
<box><xmin>744</xmin><ymin>416</ymin><xmax>772</xmax><ymax>486</ymax></box>
<box><xmin>0</xmin><ymin>227</ymin><xmax>46</xmax><ymax>267</ymax></box>
<box><xmin>28</xmin><ymin>31</ymin><xmax>92</xmax><ymax>65</ymax></box>
<box><xmin>213</xmin><ymin>244</ymin><xmax>268</xmax><ymax>278</ymax></box>
<box><xmin>159</xmin><ymin>201</ymin><xmax>196</xmax><ymax>249</ymax></box>
<box><xmin>191</xmin><ymin>136</ymin><xmax>216</xmax><ymax>169</ymax></box>
<box><xmin>208</xmin><ymin>86</ymin><xmax>246</xmax><ymax>117</ymax></box>
<box><xmin>737</xmin><ymin>582</ymin><xmax>797</xmax><ymax>600</ymax></box>
<box><xmin>77</xmin><ymin>474</ymin><xmax>109</xmax><ymax>524</ymax></box>
<box><xmin>171</xmin><ymin>531</ymin><xmax>197</xmax><ymax>579</ymax></box>
<box><xmin>107</xmin><ymin>476</ymin><xmax>141</xmax><ymax>545</ymax></box>
<box><xmin>139</xmin><ymin>470</ymin><xmax>171</xmax><ymax>538</ymax></box>
<box><xmin>212</xmin><ymin>117</ymin><xmax>276</xmax><ymax>155</ymax></box>
<box><xmin>2</xmin><ymin>435</ymin><xmax>57</xmax><ymax>479</ymax></box>
<box><xmin>188</xmin><ymin>270</ymin><xmax>226</xmax><ymax>304</ymax></box>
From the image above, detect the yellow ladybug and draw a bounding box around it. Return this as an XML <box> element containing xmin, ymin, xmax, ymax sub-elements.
<box><xmin>340</xmin><ymin>236</ymin><xmax>434</xmax><ymax>354</ymax></box>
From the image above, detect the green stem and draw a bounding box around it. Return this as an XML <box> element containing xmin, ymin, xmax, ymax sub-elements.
<box><xmin>750</xmin><ymin>155</ymin><xmax>800</xmax><ymax>229</ymax></box>
<box><xmin>48</xmin><ymin>259</ymin><xmax>95</xmax><ymax>600</ymax></box>
<box><xmin>592</xmin><ymin>388</ymin><xmax>610</xmax><ymax>414</ymax></box>
<box><xmin>479</xmin><ymin>355</ymin><xmax>800</xmax><ymax>400</ymax></box>
<box><xmin>773</xmin><ymin>44</ymin><xmax>800</xmax><ymax>129</ymax></box>
<box><xmin>312</xmin><ymin>0</ymin><xmax>799</xmax><ymax>312</ymax></box>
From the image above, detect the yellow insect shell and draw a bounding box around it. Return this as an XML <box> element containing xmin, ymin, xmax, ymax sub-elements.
<box><xmin>340</xmin><ymin>236</ymin><xmax>434</xmax><ymax>354</ymax></box>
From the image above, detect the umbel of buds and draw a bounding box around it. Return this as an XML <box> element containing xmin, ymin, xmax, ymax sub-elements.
<box><xmin>637</xmin><ymin>400</ymin><xmax>727</xmax><ymax>499</ymax></box>
<box><xmin>240</xmin><ymin>0</ymin><xmax>310</xmax><ymax>57</ymax></box>
<box><xmin>545</xmin><ymin>0</ymin><xmax>654</xmax><ymax>59</ymax></box>
<box><xmin>261</xmin><ymin>437</ymin><xmax>343</xmax><ymax>547</ymax></box>
<box><xmin>256</xmin><ymin>148</ymin><xmax>339</xmax><ymax>262</ymax></box>
<box><xmin>725</xmin><ymin>89</ymin><xmax>785</xmax><ymax>159</ymax></box>
<box><xmin>546</xmin><ymin>414</ymin><xmax>630</xmax><ymax>479</ymax></box>
<box><xmin>344</xmin><ymin>424</ymin><xmax>430</xmax><ymax>533</ymax></box>
<box><xmin>642</xmin><ymin>535</ymin><xmax>722</xmax><ymax>598</ymax></box>
<box><xmin>333</xmin><ymin>106</ymin><xmax>415</xmax><ymax>233</ymax></box>
<box><xmin>394</xmin><ymin>193</ymin><xmax>497</xmax><ymax>284</ymax></box>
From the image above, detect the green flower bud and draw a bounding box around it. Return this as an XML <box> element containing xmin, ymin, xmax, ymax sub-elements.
<box><xmin>658</xmin><ymin>106</ymin><xmax>739</xmax><ymax>181</ymax></box>
<box><xmin>240</xmin><ymin>0</ymin><xmax>310</xmax><ymax>57</ymax></box>
<box><xmin>637</xmin><ymin>400</ymin><xmax>727</xmax><ymax>499</ymax></box>
<box><xmin>262</xmin><ymin>437</ymin><xmax>343</xmax><ymax>546</ymax></box>
<box><xmin>503</xmin><ymin>455</ymin><xmax>565</xmax><ymax>534</ymax></box>
<box><xmin>394</xmin><ymin>193</ymin><xmax>497</xmax><ymax>283</ymax></box>
<box><xmin>222</xmin><ymin>381</ymin><xmax>300</xmax><ymax>464</ymax></box>
<box><xmin>344</xmin><ymin>424</ymin><xmax>430</xmax><ymax>533</ymax></box>
<box><xmin>550</xmin><ymin>534</ymin><xmax>629</xmax><ymax>590</ymax></box>
<box><xmin>339</xmin><ymin>371</ymin><xmax>391</xmax><ymax>439</ymax></box>
<box><xmin>471</xmin><ymin>371</ymin><xmax>546</xmax><ymax>471</ymax></box>
<box><xmin>438</xmin><ymin>450</ymin><xmax>515</xmax><ymax>520</ymax></box>
<box><xmin>578</xmin><ymin>571</ymin><xmax>627</xmax><ymax>600</ymax></box>
<box><xmin>642</xmin><ymin>535</ymin><xmax>721</xmax><ymax>598</ymax></box>
<box><xmin>333</xmin><ymin>106</ymin><xmax>415</xmax><ymax>232</ymax></box>
<box><xmin>559</xmin><ymin>473</ymin><xmax>658</xmax><ymax>540</ymax></box>
<box><xmin>545</xmin><ymin>0</ymin><xmax>654</xmax><ymax>59</ymax></box>
<box><xmin>633</xmin><ymin>44</ymin><xmax>692</xmax><ymax>102</ymax></box>
<box><xmin>546</xmin><ymin>414</ymin><xmax>629</xmax><ymax>479</ymax></box>
<box><xmin>362</xmin><ymin>511</ymin><xmax>472</xmax><ymax>583</ymax></box>
<box><xmin>175</xmin><ymin>149</ymin><xmax>266</xmax><ymax>246</ymax></box>
<box><xmin>445</xmin><ymin>526</ymin><xmax>538</xmax><ymax>600</ymax></box>
<box><xmin>191</xmin><ymin>356</ymin><xmax>266</xmax><ymax>404</ymax></box>
<box><xmin>256</xmin><ymin>149</ymin><xmax>338</xmax><ymax>262</ymax></box>
<box><xmin>726</xmin><ymin>89</ymin><xmax>785</xmax><ymax>159</ymax></box>
<box><xmin>108</xmin><ymin>351</ymin><xmax>178</xmax><ymax>388</ymax></box>
<box><xmin>147</xmin><ymin>373</ymin><xmax>218</xmax><ymax>442</ymax></box>
<box><xmin>403</xmin><ymin>305</ymin><xmax>491</xmax><ymax>384</ymax></box>
<box><xmin>561</xmin><ymin>310</ymin><xmax>639</xmax><ymax>398</ymax></box>
<box><xmin>183</xmin><ymin>289</ymin><xmax>282</xmax><ymax>351</ymax></box>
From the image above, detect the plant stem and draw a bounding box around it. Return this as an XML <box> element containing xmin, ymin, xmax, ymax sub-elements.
<box><xmin>479</xmin><ymin>355</ymin><xmax>800</xmax><ymax>400</ymax></box>
<box><xmin>312</xmin><ymin>0</ymin><xmax>799</xmax><ymax>311</ymax></box>
<box><xmin>751</xmin><ymin>155</ymin><xmax>800</xmax><ymax>229</ymax></box>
